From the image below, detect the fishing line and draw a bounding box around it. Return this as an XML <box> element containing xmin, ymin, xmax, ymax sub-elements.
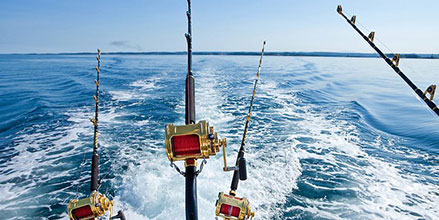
<box><xmin>351</xmin><ymin>8</ymin><xmax>432</xmax><ymax>87</ymax></box>
<box><xmin>415</xmin><ymin>95</ymin><xmax>439</xmax><ymax>119</ymax></box>
<box><xmin>345</xmin><ymin>10</ymin><xmax>394</xmax><ymax>55</ymax></box>
<box><xmin>344</xmin><ymin>9</ymin><xmax>429</xmax><ymax>87</ymax></box>
<box><xmin>400</xmin><ymin>62</ymin><xmax>429</xmax><ymax>86</ymax></box>
<box><xmin>97</xmin><ymin>169</ymin><xmax>111</xmax><ymax>191</ymax></box>
<box><xmin>74</xmin><ymin>145</ymin><xmax>89</xmax><ymax>199</ymax></box>
<box><xmin>375</xmin><ymin>33</ymin><xmax>429</xmax><ymax>86</ymax></box>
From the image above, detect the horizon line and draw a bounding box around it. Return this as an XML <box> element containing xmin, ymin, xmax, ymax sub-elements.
<box><xmin>1</xmin><ymin>51</ymin><xmax>439</xmax><ymax>59</ymax></box>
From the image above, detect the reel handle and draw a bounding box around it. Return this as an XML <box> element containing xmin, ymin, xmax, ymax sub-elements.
<box><xmin>223</xmin><ymin>146</ymin><xmax>248</xmax><ymax>181</ymax></box>
<box><xmin>111</xmin><ymin>210</ymin><xmax>126</xmax><ymax>220</ymax></box>
<box><xmin>238</xmin><ymin>157</ymin><xmax>247</xmax><ymax>181</ymax></box>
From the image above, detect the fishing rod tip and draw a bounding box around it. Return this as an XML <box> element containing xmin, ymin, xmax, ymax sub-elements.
<box><xmin>337</xmin><ymin>5</ymin><xmax>343</xmax><ymax>14</ymax></box>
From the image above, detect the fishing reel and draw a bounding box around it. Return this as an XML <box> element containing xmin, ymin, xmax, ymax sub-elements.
<box><xmin>215</xmin><ymin>192</ymin><xmax>254</xmax><ymax>220</ymax></box>
<box><xmin>165</xmin><ymin>120</ymin><xmax>226</xmax><ymax>162</ymax></box>
<box><xmin>67</xmin><ymin>192</ymin><xmax>125</xmax><ymax>220</ymax></box>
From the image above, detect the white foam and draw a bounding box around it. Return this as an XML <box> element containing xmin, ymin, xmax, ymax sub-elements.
<box><xmin>3</xmin><ymin>57</ymin><xmax>438</xmax><ymax>220</ymax></box>
<box><xmin>113</xmin><ymin>63</ymin><xmax>303</xmax><ymax>219</ymax></box>
<box><xmin>0</xmin><ymin>96</ymin><xmax>139</xmax><ymax>218</ymax></box>
<box><xmin>110</xmin><ymin>76</ymin><xmax>162</xmax><ymax>102</ymax></box>
<box><xmin>260</xmin><ymin>75</ymin><xmax>439</xmax><ymax>219</ymax></box>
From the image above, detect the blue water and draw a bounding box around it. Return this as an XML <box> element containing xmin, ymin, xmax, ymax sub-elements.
<box><xmin>0</xmin><ymin>54</ymin><xmax>438</xmax><ymax>219</ymax></box>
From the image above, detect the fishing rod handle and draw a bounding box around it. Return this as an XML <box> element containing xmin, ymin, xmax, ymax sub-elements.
<box><xmin>111</xmin><ymin>210</ymin><xmax>126</xmax><ymax>220</ymax></box>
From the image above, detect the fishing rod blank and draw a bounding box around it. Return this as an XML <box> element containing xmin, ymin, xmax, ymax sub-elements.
<box><xmin>185</xmin><ymin>0</ymin><xmax>195</xmax><ymax>125</ymax></box>
<box><xmin>337</xmin><ymin>5</ymin><xmax>439</xmax><ymax>117</ymax></box>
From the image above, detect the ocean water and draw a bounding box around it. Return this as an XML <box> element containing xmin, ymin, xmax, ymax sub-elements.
<box><xmin>0</xmin><ymin>54</ymin><xmax>438</xmax><ymax>220</ymax></box>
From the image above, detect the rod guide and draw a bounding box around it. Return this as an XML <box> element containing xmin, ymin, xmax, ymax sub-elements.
<box><xmin>350</xmin><ymin>15</ymin><xmax>356</xmax><ymax>24</ymax></box>
<box><xmin>424</xmin><ymin>85</ymin><xmax>437</xmax><ymax>101</ymax></box>
<box><xmin>337</xmin><ymin>5</ymin><xmax>342</xmax><ymax>14</ymax></box>
<box><xmin>368</xmin><ymin>32</ymin><xmax>375</xmax><ymax>42</ymax></box>
<box><xmin>392</xmin><ymin>54</ymin><xmax>400</xmax><ymax>67</ymax></box>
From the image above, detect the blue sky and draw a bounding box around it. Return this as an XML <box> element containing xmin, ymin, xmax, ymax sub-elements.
<box><xmin>1</xmin><ymin>0</ymin><xmax>438</xmax><ymax>53</ymax></box>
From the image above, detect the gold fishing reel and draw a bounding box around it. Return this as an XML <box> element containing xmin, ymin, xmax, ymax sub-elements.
<box><xmin>165</xmin><ymin>120</ymin><xmax>226</xmax><ymax>162</ymax></box>
<box><xmin>68</xmin><ymin>192</ymin><xmax>113</xmax><ymax>220</ymax></box>
<box><xmin>215</xmin><ymin>192</ymin><xmax>254</xmax><ymax>220</ymax></box>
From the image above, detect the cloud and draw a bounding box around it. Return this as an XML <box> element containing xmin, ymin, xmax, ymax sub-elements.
<box><xmin>109</xmin><ymin>40</ymin><xmax>144</xmax><ymax>51</ymax></box>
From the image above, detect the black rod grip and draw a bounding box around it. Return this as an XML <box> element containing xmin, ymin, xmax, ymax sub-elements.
<box><xmin>185</xmin><ymin>166</ymin><xmax>198</xmax><ymax>220</ymax></box>
<box><xmin>238</xmin><ymin>157</ymin><xmax>247</xmax><ymax>181</ymax></box>
<box><xmin>230</xmin><ymin>150</ymin><xmax>245</xmax><ymax>191</ymax></box>
<box><xmin>90</xmin><ymin>153</ymin><xmax>99</xmax><ymax>192</ymax></box>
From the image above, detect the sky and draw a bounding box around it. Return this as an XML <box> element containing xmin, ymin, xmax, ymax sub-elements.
<box><xmin>1</xmin><ymin>0</ymin><xmax>438</xmax><ymax>54</ymax></box>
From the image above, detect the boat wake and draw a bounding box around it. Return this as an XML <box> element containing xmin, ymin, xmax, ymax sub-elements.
<box><xmin>0</xmin><ymin>55</ymin><xmax>438</xmax><ymax>219</ymax></box>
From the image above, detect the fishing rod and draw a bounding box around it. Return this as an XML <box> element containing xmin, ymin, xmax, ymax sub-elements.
<box><xmin>184</xmin><ymin>0</ymin><xmax>197</xmax><ymax>218</ymax></box>
<box><xmin>215</xmin><ymin>41</ymin><xmax>266</xmax><ymax>220</ymax></box>
<box><xmin>337</xmin><ymin>5</ymin><xmax>439</xmax><ymax>117</ymax></box>
<box><xmin>68</xmin><ymin>49</ymin><xmax>125</xmax><ymax>220</ymax></box>
<box><xmin>164</xmin><ymin>1</ymin><xmax>227</xmax><ymax>219</ymax></box>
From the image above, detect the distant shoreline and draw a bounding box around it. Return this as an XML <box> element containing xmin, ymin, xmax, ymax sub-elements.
<box><xmin>2</xmin><ymin>51</ymin><xmax>439</xmax><ymax>59</ymax></box>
